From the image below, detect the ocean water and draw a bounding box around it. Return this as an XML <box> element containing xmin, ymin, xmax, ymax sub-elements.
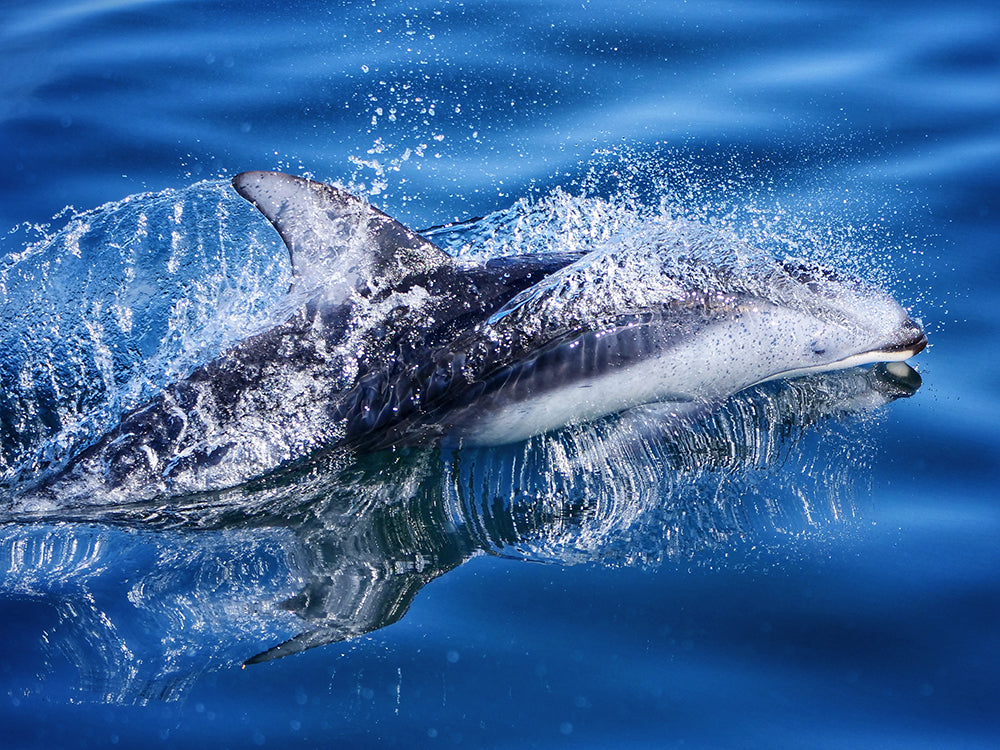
<box><xmin>1</xmin><ymin>1</ymin><xmax>998</xmax><ymax>748</ymax></box>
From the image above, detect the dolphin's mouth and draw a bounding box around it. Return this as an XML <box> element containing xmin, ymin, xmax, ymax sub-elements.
<box><xmin>877</xmin><ymin>319</ymin><xmax>928</xmax><ymax>358</ymax></box>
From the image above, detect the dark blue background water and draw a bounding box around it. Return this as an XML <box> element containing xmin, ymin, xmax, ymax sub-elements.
<box><xmin>2</xmin><ymin>1</ymin><xmax>998</xmax><ymax>748</ymax></box>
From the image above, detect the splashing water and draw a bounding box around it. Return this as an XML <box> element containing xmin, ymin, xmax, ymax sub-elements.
<box><xmin>0</xmin><ymin>164</ymin><xmax>914</xmax><ymax>501</ymax></box>
<box><xmin>0</xmin><ymin>181</ymin><xmax>288</xmax><ymax>479</ymax></box>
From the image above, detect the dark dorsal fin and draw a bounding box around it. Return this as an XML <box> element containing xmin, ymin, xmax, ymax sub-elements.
<box><xmin>232</xmin><ymin>171</ymin><xmax>450</xmax><ymax>299</ymax></box>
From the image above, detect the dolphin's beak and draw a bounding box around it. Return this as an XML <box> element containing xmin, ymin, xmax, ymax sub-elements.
<box><xmin>882</xmin><ymin>318</ymin><xmax>927</xmax><ymax>358</ymax></box>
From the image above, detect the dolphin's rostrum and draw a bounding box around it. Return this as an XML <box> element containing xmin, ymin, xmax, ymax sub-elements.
<box><xmin>22</xmin><ymin>171</ymin><xmax>926</xmax><ymax>504</ymax></box>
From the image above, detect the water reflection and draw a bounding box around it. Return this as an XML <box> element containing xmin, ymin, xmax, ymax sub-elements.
<box><xmin>0</xmin><ymin>363</ymin><xmax>919</xmax><ymax>703</ymax></box>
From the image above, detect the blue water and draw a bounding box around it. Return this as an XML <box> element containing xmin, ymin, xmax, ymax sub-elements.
<box><xmin>2</xmin><ymin>1</ymin><xmax>999</xmax><ymax>748</ymax></box>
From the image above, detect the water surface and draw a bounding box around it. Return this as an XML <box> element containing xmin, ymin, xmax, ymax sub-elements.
<box><xmin>1</xmin><ymin>1</ymin><xmax>998</xmax><ymax>748</ymax></box>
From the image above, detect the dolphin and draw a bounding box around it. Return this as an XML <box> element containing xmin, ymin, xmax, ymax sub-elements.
<box><xmin>20</xmin><ymin>171</ymin><xmax>926</xmax><ymax>504</ymax></box>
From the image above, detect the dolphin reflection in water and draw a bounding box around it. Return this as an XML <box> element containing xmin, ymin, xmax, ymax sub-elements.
<box><xmin>0</xmin><ymin>361</ymin><xmax>921</xmax><ymax>700</ymax></box>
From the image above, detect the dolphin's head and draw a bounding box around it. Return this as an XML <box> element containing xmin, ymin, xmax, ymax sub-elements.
<box><xmin>460</xmin><ymin>218</ymin><xmax>926</xmax><ymax>444</ymax></box>
<box><xmin>751</xmin><ymin>258</ymin><xmax>926</xmax><ymax>385</ymax></box>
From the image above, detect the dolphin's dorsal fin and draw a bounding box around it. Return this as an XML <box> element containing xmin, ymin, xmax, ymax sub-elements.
<box><xmin>232</xmin><ymin>171</ymin><xmax>449</xmax><ymax>298</ymax></box>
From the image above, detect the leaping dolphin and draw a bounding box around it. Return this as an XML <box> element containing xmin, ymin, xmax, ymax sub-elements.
<box><xmin>21</xmin><ymin>171</ymin><xmax>926</xmax><ymax>504</ymax></box>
